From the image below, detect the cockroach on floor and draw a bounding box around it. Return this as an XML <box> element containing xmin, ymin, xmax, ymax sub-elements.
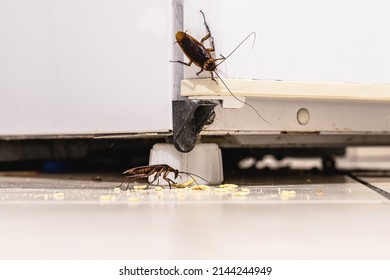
<box><xmin>170</xmin><ymin>10</ymin><xmax>271</xmax><ymax>125</ymax></box>
<box><xmin>119</xmin><ymin>164</ymin><xmax>209</xmax><ymax>190</ymax></box>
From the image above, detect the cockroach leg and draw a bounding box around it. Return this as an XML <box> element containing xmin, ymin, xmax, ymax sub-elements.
<box><xmin>200</xmin><ymin>10</ymin><xmax>215</xmax><ymax>52</ymax></box>
<box><xmin>145</xmin><ymin>166</ymin><xmax>164</xmax><ymax>188</ymax></box>
<box><xmin>200</xmin><ymin>11</ymin><xmax>211</xmax><ymax>38</ymax></box>
<box><xmin>201</xmin><ymin>32</ymin><xmax>211</xmax><ymax>44</ymax></box>
<box><xmin>117</xmin><ymin>181</ymin><xmax>125</xmax><ymax>189</ymax></box>
<box><xmin>201</xmin><ymin>32</ymin><xmax>215</xmax><ymax>53</ymax></box>
<box><xmin>146</xmin><ymin>177</ymin><xmax>158</xmax><ymax>189</ymax></box>
<box><xmin>210</xmin><ymin>71</ymin><xmax>217</xmax><ymax>83</ymax></box>
<box><xmin>118</xmin><ymin>181</ymin><xmax>131</xmax><ymax>191</ymax></box>
<box><xmin>170</xmin><ymin>60</ymin><xmax>193</xmax><ymax>67</ymax></box>
<box><xmin>162</xmin><ymin>170</ymin><xmax>176</xmax><ymax>189</ymax></box>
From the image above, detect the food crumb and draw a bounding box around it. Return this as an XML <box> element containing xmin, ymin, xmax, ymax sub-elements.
<box><xmin>233</xmin><ymin>191</ymin><xmax>250</xmax><ymax>196</ymax></box>
<box><xmin>214</xmin><ymin>188</ymin><xmax>230</xmax><ymax>193</ymax></box>
<box><xmin>219</xmin><ymin>184</ymin><xmax>239</xmax><ymax>189</ymax></box>
<box><xmin>155</xmin><ymin>186</ymin><xmax>163</xmax><ymax>191</ymax></box>
<box><xmin>53</xmin><ymin>192</ymin><xmax>65</xmax><ymax>200</ymax></box>
<box><xmin>279</xmin><ymin>190</ymin><xmax>296</xmax><ymax>200</ymax></box>
<box><xmin>191</xmin><ymin>185</ymin><xmax>210</xmax><ymax>191</ymax></box>
<box><xmin>134</xmin><ymin>185</ymin><xmax>148</xmax><ymax>190</ymax></box>
<box><xmin>173</xmin><ymin>178</ymin><xmax>195</xmax><ymax>188</ymax></box>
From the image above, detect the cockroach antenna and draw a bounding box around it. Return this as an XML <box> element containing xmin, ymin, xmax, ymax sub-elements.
<box><xmin>213</xmin><ymin>70</ymin><xmax>273</xmax><ymax>125</ymax></box>
<box><xmin>215</xmin><ymin>32</ymin><xmax>257</xmax><ymax>67</ymax></box>
<box><xmin>213</xmin><ymin>32</ymin><xmax>272</xmax><ymax>125</ymax></box>
<box><xmin>178</xmin><ymin>171</ymin><xmax>213</xmax><ymax>185</ymax></box>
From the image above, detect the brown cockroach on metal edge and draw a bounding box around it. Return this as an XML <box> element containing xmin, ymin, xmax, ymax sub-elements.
<box><xmin>170</xmin><ymin>10</ymin><xmax>271</xmax><ymax>125</ymax></box>
<box><xmin>119</xmin><ymin>164</ymin><xmax>210</xmax><ymax>190</ymax></box>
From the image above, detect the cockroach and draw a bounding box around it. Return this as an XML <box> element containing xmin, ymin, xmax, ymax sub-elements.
<box><xmin>170</xmin><ymin>10</ymin><xmax>271</xmax><ymax>125</ymax></box>
<box><xmin>120</xmin><ymin>164</ymin><xmax>210</xmax><ymax>190</ymax></box>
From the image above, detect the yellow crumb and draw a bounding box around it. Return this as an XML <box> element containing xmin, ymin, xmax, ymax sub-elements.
<box><xmin>133</xmin><ymin>185</ymin><xmax>148</xmax><ymax>190</ymax></box>
<box><xmin>182</xmin><ymin>178</ymin><xmax>196</xmax><ymax>187</ymax></box>
<box><xmin>190</xmin><ymin>184</ymin><xmax>210</xmax><ymax>191</ymax></box>
<box><xmin>233</xmin><ymin>191</ymin><xmax>250</xmax><ymax>196</ymax></box>
<box><xmin>241</xmin><ymin>188</ymin><xmax>250</xmax><ymax>193</ymax></box>
<box><xmin>154</xmin><ymin>186</ymin><xmax>164</xmax><ymax>191</ymax></box>
<box><xmin>172</xmin><ymin>178</ymin><xmax>195</xmax><ymax>188</ymax></box>
<box><xmin>279</xmin><ymin>190</ymin><xmax>296</xmax><ymax>200</ymax></box>
<box><xmin>214</xmin><ymin>188</ymin><xmax>230</xmax><ymax>193</ymax></box>
<box><xmin>219</xmin><ymin>184</ymin><xmax>239</xmax><ymax>189</ymax></box>
<box><xmin>172</xmin><ymin>183</ymin><xmax>186</xmax><ymax>188</ymax></box>
<box><xmin>53</xmin><ymin>192</ymin><xmax>65</xmax><ymax>200</ymax></box>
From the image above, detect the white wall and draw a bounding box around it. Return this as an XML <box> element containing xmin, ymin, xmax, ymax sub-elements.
<box><xmin>2</xmin><ymin>0</ymin><xmax>390</xmax><ymax>137</ymax></box>
<box><xmin>183</xmin><ymin>0</ymin><xmax>390</xmax><ymax>84</ymax></box>
<box><xmin>0</xmin><ymin>0</ymin><xmax>172</xmax><ymax>136</ymax></box>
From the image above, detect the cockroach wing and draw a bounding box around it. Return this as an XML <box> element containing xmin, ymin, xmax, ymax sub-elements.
<box><xmin>176</xmin><ymin>32</ymin><xmax>210</xmax><ymax>68</ymax></box>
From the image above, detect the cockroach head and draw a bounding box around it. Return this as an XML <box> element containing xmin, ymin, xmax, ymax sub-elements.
<box><xmin>203</xmin><ymin>58</ymin><xmax>216</xmax><ymax>71</ymax></box>
<box><xmin>175</xmin><ymin>31</ymin><xmax>185</xmax><ymax>42</ymax></box>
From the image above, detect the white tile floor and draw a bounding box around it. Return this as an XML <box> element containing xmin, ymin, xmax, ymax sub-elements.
<box><xmin>0</xmin><ymin>175</ymin><xmax>389</xmax><ymax>259</ymax></box>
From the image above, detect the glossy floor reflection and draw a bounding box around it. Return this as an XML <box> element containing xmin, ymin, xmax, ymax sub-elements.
<box><xmin>0</xmin><ymin>174</ymin><xmax>389</xmax><ymax>259</ymax></box>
